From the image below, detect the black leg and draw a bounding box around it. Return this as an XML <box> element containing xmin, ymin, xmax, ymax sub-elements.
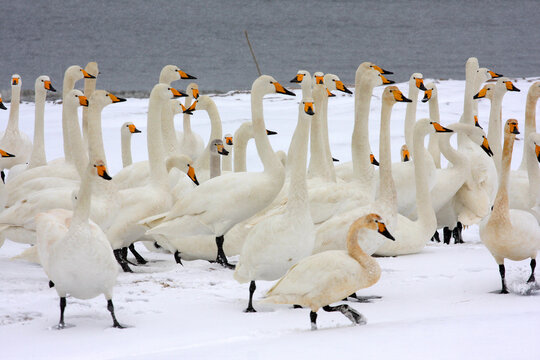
<box><xmin>527</xmin><ymin>259</ymin><xmax>536</xmax><ymax>283</ymax></box>
<box><xmin>310</xmin><ymin>311</ymin><xmax>318</xmax><ymax>330</ymax></box>
<box><xmin>114</xmin><ymin>249</ymin><xmax>133</xmax><ymax>273</ymax></box>
<box><xmin>49</xmin><ymin>280</ymin><xmax>55</xmax><ymax>288</ymax></box>
<box><xmin>215</xmin><ymin>235</ymin><xmax>235</xmax><ymax>269</ymax></box>
<box><xmin>153</xmin><ymin>242</ymin><xmax>162</xmax><ymax>249</ymax></box>
<box><xmin>107</xmin><ymin>299</ymin><xmax>124</xmax><ymax>328</ymax></box>
<box><xmin>293</xmin><ymin>304</ymin><xmax>303</xmax><ymax>309</ymax></box>
<box><xmin>322</xmin><ymin>304</ymin><xmax>366</xmax><ymax>325</ymax></box>
<box><xmin>443</xmin><ymin>227</ymin><xmax>452</xmax><ymax>244</ymax></box>
<box><xmin>58</xmin><ymin>297</ymin><xmax>66</xmax><ymax>329</ymax></box>
<box><xmin>499</xmin><ymin>264</ymin><xmax>508</xmax><ymax>294</ymax></box>
<box><xmin>431</xmin><ymin>230</ymin><xmax>440</xmax><ymax>243</ymax></box>
<box><xmin>129</xmin><ymin>244</ymin><xmax>147</xmax><ymax>265</ymax></box>
<box><xmin>453</xmin><ymin>222</ymin><xmax>464</xmax><ymax>244</ymax></box>
<box><xmin>244</xmin><ymin>281</ymin><xmax>257</xmax><ymax>312</ymax></box>
<box><xmin>121</xmin><ymin>247</ymin><xmax>137</xmax><ymax>266</ymax></box>
<box><xmin>174</xmin><ymin>251</ymin><xmax>183</xmax><ymax>266</ymax></box>
<box><xmin>1</xmin><ymin>171</ymin><xmax>4</xmax><ymax>184</ymax></box>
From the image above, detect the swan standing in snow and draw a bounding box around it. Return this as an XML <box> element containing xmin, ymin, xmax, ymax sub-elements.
<box><xmin>479</xmin><ymin>119</ymin><xmax>540</xmax><ymax>293</ymax></box>
<box><xmin>36</xmin><ymin>160</ymin><xmax>123</xmax><ymax>329</ymax></box>
<box><xmin>262</xmin><ymin>213</ymin><xmax>395</xmax><ymax>330</ymax></box>
<box><xmin>234</xmin><ymin>98</ymin><xmax>315</xmax><ymax>312</ymax></box>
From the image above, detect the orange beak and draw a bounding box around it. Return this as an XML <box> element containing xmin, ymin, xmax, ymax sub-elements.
<box><xmin>108</xmin><ymin>93</ymin><xmax>127</xmax><ymax>103</ymax></box>
<box><xmin>78</xmin><ymin>95</ymin><xmax>89</xmax><ymax>107</ymax></box>
<box><xmin>128</xmin><ymin>124</ymin><xmax>141</xmax><ymax>133</ymax></box>
<box><xmin>96</xmin><ymin>164</ymin><xmax>112</xmax><ymax>180</ymax></box>
<box><xmin>82</xmin><ymin>69</ymin><xmax>96</xmax><ymax>79</ymax></box>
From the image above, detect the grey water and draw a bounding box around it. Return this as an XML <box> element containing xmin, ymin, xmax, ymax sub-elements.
<box><xmin>1</xmin><ymin>0</ymin><xmax>539</xmax><ymax>98</ymax></box>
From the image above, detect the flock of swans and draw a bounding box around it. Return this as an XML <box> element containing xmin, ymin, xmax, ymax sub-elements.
<box><xmin>0</xmin><ymin>57</ymin><xmax>538</xmax><ymax>330</ymax></box>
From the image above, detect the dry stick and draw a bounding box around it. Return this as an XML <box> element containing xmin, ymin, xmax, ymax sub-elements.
<box><xmin>244</xmin><ymin>30</ymin><xmax>262</xmax><ymax>76</ymax></box>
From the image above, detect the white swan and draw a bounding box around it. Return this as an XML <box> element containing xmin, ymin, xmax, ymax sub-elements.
<box><xmin>178</xmin><ymin>83</ymin><xmax>204</xmax><ymax>161</ymax></box>
<box><xmin>234</xmin><ymin>98</ymin><xmax>315</xmax><ymax>312</ymax></box>
<box><xmin>120</xmin><ymin>122</ymin><xmax>141</xmax><ymax>167</ymax></box>
<box><xmin>262</xmin><ymin>213</ymin><xmax>395</xmax><ymax>330</ymax></box>
<box><xmin>0</xmin><ymin>75</ymin><xmax>32</xmax><ymax>173</ymax></box>
<box><xmin>143</xmin><ymin>75</ymin><xmax>294</xmax><ymax>268</ymax></box>
<box><xmin>36</xmin><ymin>160</ymin><xmax>123</xmax><ymax>329</ymax></box>
<box><xmin>6</xmin><ymin>75</ymin><xmax>57</xmax><ymax>181</ymax></box>
<box><xmin>479</xmin><ymin>119</ymin><xmax>540</xmax><ymax>293</ymax></box>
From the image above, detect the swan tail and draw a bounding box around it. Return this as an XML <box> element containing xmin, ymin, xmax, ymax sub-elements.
<box><xmin>138</xmin><ymin>212</ymin><xmax>168</xmax><ymax>229</ymax></box>
<box><xmin>11</xmin><ymin>246</ymin><xmax>41</xmax><ymax>264</ymax></box>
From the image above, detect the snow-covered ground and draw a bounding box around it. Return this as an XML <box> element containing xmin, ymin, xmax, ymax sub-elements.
<box><xmin>0</xmin><ymin>76</ymin><xmax>539</xmax><ymax>359</ymax></box>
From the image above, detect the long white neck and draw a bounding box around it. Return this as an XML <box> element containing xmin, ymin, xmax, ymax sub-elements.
<box><xmin>251</xmin><ymin>86</ymin><xmax>283</xmax><ymax>174</ymax></box>
<box><xmin>66</xmin><ymin>102</ymin><xmax>88</xmax><ymax>177</ymax></box>
<box><xmin>210</xmin><ymin>150</ymin><xmax>222</xmax><ymax>179</ymax></box>
<box><xmin>490</xmin><ymin>132</ymin><xmax>514</xmax><ymax>223</ymax></box>
<box><xmin>194</xmin><ymin>100</ymin><xmax>223</xmax><ymax>171</ymax></box>
<box><xmin>487</xmin><ymin>91</ymin><xmax>505</xmax><ymax>174</ymax></box>
<box><xmin>413</xmin><ymin>125</ymin><xmax>437</xmax><ymax>229</ymax></box>
<box><xmin>28</xmin><ymin>88</ymin><xmax>47</xmax><ymax>168</ymax></box>
<box><xmin>518</xmin><ymin>91</ymin><xmax>539</xmax><ymax>171</ymax></box>
<box><xmin>320</xmin><ymin>88</ymin><xmax>335</xmax><ymax>180</ymax></box>
<box><xmin>121</xmin><ymin>131</ymin><xmax>133</xmax><ymax>168</ymax></box>
<box><xmin>426</xmin><ymin>94</ymin><xmax>441</xmax><ymax>168</ymax></box>
<box><xmin>6</xmin><ymin>85</ymin><xmax>20</xmax><ymax>134</ymax></box>
<box><xmin>161</xmin><ymin>102</ymin><xmax>180</xmax><ymax>156</ymax></box>
<box><xmin>222</xmin><ymin>144</ymin><xmax>232</xmax><ymax>172</ymax></box>
<box><xmin>308</xmin><ymin>84</ymin><xmax>334</xmax><ymax>181</ymax></box>
<box><xmin>71</xmin><ymin>165</ymin><xmax>93</xmax><ymax>226</ymax></box>
<box><xmin>183</xmin><ymin>95</ymin><xmax>193</xmax><ymax>135</ymax></box>
<box><xmin>526</xmin><ymin>136</ymin><xmax>540</xmax><ymax>208</ymax></box>
<box><xmin>82</xmin><ymin>76</ymin><xmax>97</xmax><ymax>150</ymax></box>
<box><xmin>147</xmin><ymin>90</ymin><xmax>169</xmax><ymax>188</ymax></box>
<box><xmin>378</xmin><ymin>99</ymin><xmax>397</xmax><ymax>216</ymax></box>
<box><xmin>352</xmin><ymin>77</ymin><xmax>376</xmax><ymax>185</ymax></box>
<box><xmin>404</xmin><ymin>82</ymin><xmax>420</xmax><ymax>154</ymax></box>
<box><xmin>62</xmin><ymin>75</ymin><xmax>80</xmax><ymax>162</ymax></box>
<box><xmin>286</xmin><ymin>106</ymin><xmax>310</xmax><ymax>214</ymax></box>
<box><xmin>233</xmin><ymin>124</ymin><xmax>252</xmax><ymax>172</ymax></box>
<box><xmin>461</xmin><ymin>59</ymin><xmax>478</xmax><ymax>125</ymax></box>
<box><xmin>87</xmin><ymin>102</ymin><xmax>108</xmax><ymax>167</ymax></box>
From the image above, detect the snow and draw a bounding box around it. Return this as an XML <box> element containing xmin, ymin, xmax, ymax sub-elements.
<box><xmin>1</xmin><ymin>76</ymin><xmax>539</xmax><ymax>359</ymax></box>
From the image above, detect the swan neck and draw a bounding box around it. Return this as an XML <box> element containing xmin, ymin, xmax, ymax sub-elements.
<box><xmin>413</xmin><ymin>127</ymin><xmax>436</xmax><ymax>226</ymax></box>
<box><xmin>147</xmin><ymin>93</ymin><xmax>169</xmax><ymax>187</ymax></box>
<box><xmin>161</xmin><ymin>104</ymin><xmax>180</xmax><ymax>156</ymax></box>
<box><xmin>404</xmin><ymin>82</ymin><xmax>419</xmax><ymax>154</ymax></box>
<box><xmin>121</xmin><ymin>131</ymin><xmax>133</xmax><ymax>167</ymax></box>
<box><xmin>87</xmin><ymin>103</ymin><xmax>107</xmax><ymax>167</ymax></box>
<box><xmin>209</xmin><ymin>151</ymin><xmax>221</xmax><ymax>179</ymax></box>
<box><xmin>82</xmin><ymin>77</ymin><xmax>97</xmax><ymax>150</ymax></box>
<box><xmin>194</xmin><ymin>101</ymin><xmax>223</xmax><ymax>171</ymax></box>
<box><xmin>6</xmin><ymin>86</ymin><xmax>20</xmax><ymax>133</ymax></box>
<box><xmin>346</xmin><ymin>222</ymin><xmax>380</xmax><ymax>280</ymax></box>
<box><xmin>183</xmin><ymin>97</ymin><xmax>193</xmax><ymax>133</ymax></box>
<box><xmin>28</xmin><ymin>89</ymin><xmax>47</xmax><ymax>168</ymax></box>
<box><xmin>65</xmin><ymin>101</ymin><xmax>87</xmax><ymax>177</ymax></box>
<box><xmin>222</xmin><ymin>147</ymin><xmax>232</xmax><ymax>172</ymax></box>
<box><xmin>62</xmin><ymin>76</ymin><xmax>78</xmax><ymax>162</ymax></box>
<box><xmin>491</xmin><ymin>132</ymin><xmax>514</xmax><ymax>219</ymax></box>
<box><xmin>352</xmin><ymin>79</ymin><xmax>375</xmax><ymax>182</ymax></box>
<box><xmin>72</xmin><ymin>166</ymin><xmax>93</xmax><ymax>225</ymax></box>
<box><xmin>251</xmin><ymin>88</ymin><xmax>282</xmax><ymax>173</ymax></box>
<box><xmin>519</xmin><ymin>92</ymin><xmax>539</xmax><ymax>170</ymax></box>
<box><xmin>378</xmin><ymin>100</ymin><xmax>397</xmax><ymax>209</ymax></box>
<box><xmin>308</xmin><ymin>85</ymin><xmax>334</xmax><ymax>181</ymax></box>
<box><xmin>487</xmin><ymin>93</ymin><xmax>504</xmax><ymax>174</ymax></box>
<box><xmin>286</xmin><ymin>108</ymin><xmax>311</xmax><ymax>213</ymax></box>
<box><xmin>233</xmin><ymin>127</ymin><xmax>250</xmax><ymax>172</ymax></box>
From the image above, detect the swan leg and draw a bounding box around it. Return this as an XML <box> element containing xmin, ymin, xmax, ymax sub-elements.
<box><xmin>49</xmin><ymin>280</ymin><xmax>55</xmax><ymax>288</ymax></box>
<box><xmin>293</xmin><ymin>305</ymin><xmax>303</xmax><ymax>309</ymax></box>
<box><xmin>443</xmin><ymin>227</ymin><xmax>452</xmax><ymax>244</ymax></box>
<box><xmin>527</xmin><ymin>258</ymin><xmax>536</xmax><ymax>283</ymax></box>
<box><xmin>431</xmin><ymin>230</ymin><xmax>440</xmax><ymax>243</ymax></box>
<box><xmin>121</xmin><ymin>247</ymin><xmax>138</xmax><ymax>266</ymax></box>
<box><xmin>113</xmin><ymin>249</ymin><xmax>133</xmax><ymax>273</ymax></box>
<box><xmin>1</xmin><ymin>171</ymin><xmax>4</xmax><ymax>184</ymax></box>
<box><xmin>499</xmin><ymin>264</ymin><xmax>508</xmax><ymax>294</ymax></box>
<box><xmin>343</xmin><ymin>294</ymin><xmax>382</xmax><ymax>303</ymax></box>
<box><xmin>453</xmin><ymin>222</ymin><xmax>464</xmax><ymax>244</ymax></box>
<box><xmin>244</xmin><ymin>281</ymin><xmax>257</xmax><ymax>313</ymax></box>
<box><xmin>153</xmin><ymin>242</ymin><xmax>162</xmax><ymax>249</ymax></box>
<box><xmin>57</xmin><ymin>297</ymin><xmax>66</xmax><ymax>329</ymax></box>
<box><xmin>215</xmin><ymin>235</ymin><xmax>235</xmax><ymax>269</ymax></box>
<box><xmin>128</xmin><ymin>244</ymin><xmax>148</xmax><ymax>265</ymax></box>
<box><xmin>322</xmin><ymin>304</ymin><xmax>366</xmax><ymax>325</ymax></box>
<box><xmin>173</xmin><ymin>251</ymin><xmax>183</xmax><ymax>266</ymax></box>
<box><xmin>107</xmin><ymin>299</ymin><xmax>125</xmax><ymax>329</ymax></box>
<box><xmin>310</xmin><ymin>311</ymin><xmax>318</xmax><ymax>330</ymax></box>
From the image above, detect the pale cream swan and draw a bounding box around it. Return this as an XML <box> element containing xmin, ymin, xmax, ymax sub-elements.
<box><xmin>479</xmin><ymin>119</ymin><xmax>539</xmax><ymax>293</ymax></box>
<box><xmin>262</xmin><ymin>213</ymin><xmax>395</xmax><ymax>330</ymax></box>
<box><xmin>234</xmin><ymin>98</ymin><xmax>315</xmax><ymax>312</ymax></box>
<box><xmin>143</xmin><ymin>75</ymin><xmax>294</xmax><ymax>268</ymax></box>
<box><xmin>36</xmin><ymin>160</ymin><xmax>123</xmax><ymax>329</ymax></box>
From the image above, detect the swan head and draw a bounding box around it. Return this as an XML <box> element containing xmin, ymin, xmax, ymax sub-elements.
<box><xmin>182</xmin><ymin>97</ymin><xmax>200</xmax><ymax>114</ymax></box>
<box><xmin>211</xmin><ymin>139</ymin><xmax>229</xmax><ymax>156</ymax></box>
<box><xmin>224</xmin><ymin>134</ymin><xmax>233</xmax><ymax>146</ymax></box>
<box><xmin>170</xmin><ymin>99</ymin><xmax>184</xmax><ymax>115</ymax></box>
<box><xmin>369</xmin><ymin>63</ymin><xmax>393</xmax><ymax>75</ymax></box>
<box><xmin>415</xmin><ymin>118</ymin><xmax>453</xmax><ymax>137</ymax></box>
<box><xmin>498</xmin><ymin>78</ymin><xmax>520</xmax><ymax>93</ymax></box>
<box><xmin>301</xmin><ymin>98</ymin><xmax>315</xmax><ymax>116</ymax></box>
<box><xmin>11</xmin><ymin>74</ymin><xmax>21</xmax><ymax>87</ymax></box>
<box><xmin>186</xmin><ymin>83</ymin><xmax>199</xmax><ymax>99</ymax></box>
<box><xmin>290</xmin><ymin>70</ymin><xmax>311</xmax><ymax>84</ymax></box>
<box><xmin>384</xmin><ymin>86</ymin><xmax>412</xmax><ymax>104</ymax></box>
<box><xmin>357</xmin><ymin>62</ymin><xmax>393</xmax><ymax>77</ymax></box>
<box><xmin>85</xmin><ymin>62</ymin><xmax>99</xmax><ymax>78</ymax></box>
<box><xmin>151</xmin><ymin>83</ymin><xmax>187</xmax><ymax>102</ymax></box>
<box><xmin>476</xmin><ymin>67</ymin><xmax>503</xmax><ymax>82</ymax></box>
<box><xmin>448</xmin><ymin>123</ymin><xmax>493</xmax><ymax>157</ymax></box>
<box><xmin>159</xmin><ymin>65</ymin><xmax>196</xmax><ymax>84</ymax></box>
<box><xmin>252</xmin><ymin>75</ymin><xmax>296</xmax><ymax>97</ymax></box>
<box><xmin>504</xmin><ymin>119</ymin><xmax>520</xmax><ymax>136</ymax></box>
<box><xmin>421</xmin><ymin>82</ymin><xmax>437</xmax><ymax>103</ymax></box>
<box><xmin>93</xmin><ymin>160</ymin><xmax>112</xmax><ymax>181</ymax></box>
<box><xmin>65</xmin><ymin>89</ymin><xmax>88</xmax><ymax>108</ymax></box>
<box><xmin>324</xmin><ymin>74</ymin><xmax>352</xmax><ymax>94</ymax></box>
<box><xmin>65</xmin><ymin>65</ymin><xmax>95</xmax><ymax>82</ymax></box>
<box><xmin>35</xmin><ymin>75</ymin><xmax>56</xmax><ymax>93</ymax></box>
<box><xmin>527</xmin><ymin>133</ymin><xmax>540</xmax><ymax>163</ymax></box>
<box><xmin>400</xmin><ymin>145</ymin><xmax>410</xmax><ymax>162</ymax></box>
<box><xmin>353</xmin><ymin>214</ymin><xmax>395</xmax><ymax>241</ymax></box>
<box><xmin>473</xmin><ymin>83</ymin><xmax>493</xmax><ymax>100</ymax></box>
<box><xmin>313</xmin><ymin>72</ymin><xmax>325</xmax><ymax>85</ymax></box>
<box><xmin>165</xmin><ymin>155</ymin><xmax>199</xmax><ymax>185</ymax></box>
<box><xmin>122</xmin><ymin>122</ymin><xmax>141</xmax><ymax>135</ymax></box>
<box><xmin>0</xmin><ymin>94</ymin><xmax>6</xmax><ymax>110</ymax></box>
<box><xmin>410</xmin><ymin>73</ymin><xmax>427</xmax><ymax>91</ymax></box>
<box><xmin>90</xmin><ymin>90</ymin><xmax>127</xmax><ymax>109</ymax></box>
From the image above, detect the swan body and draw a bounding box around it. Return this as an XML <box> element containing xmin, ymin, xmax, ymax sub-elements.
<box><xmin>262</xmin><ymin>214</ymin><xmax>394</xmax><ymax>330</ymax></box>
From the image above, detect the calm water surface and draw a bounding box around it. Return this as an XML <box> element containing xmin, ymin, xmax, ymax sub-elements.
<box><xmin>1</xmin><ymin>0</ymin><xmax>539</xmax><ymax>96</ymax></box>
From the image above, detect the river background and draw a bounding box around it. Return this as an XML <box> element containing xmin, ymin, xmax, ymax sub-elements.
<box><xmin>1</xmin><ymin>0</ymin><xmax>539</xmax><ymax>98</ymax></box>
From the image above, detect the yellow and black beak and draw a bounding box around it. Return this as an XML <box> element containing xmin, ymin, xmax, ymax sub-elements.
<box><xmin>192</xmin><ymin>88</ymin><xmax>199</xmax><ymax>99</ymax></box>
<box><xmin>78</xmin><ymin>95</ymin><xmax>89</xmax><ymax>107</ymax></box>
<box><xmin>266</xmin><ymin>129</ymin><xmax>278</xmax><ymax>136</ymax></box>
<box><xmin>381</xmin><ymin>75</ymin><xmax>395</xmax><ymax>85</ymax></box>
<box><xmin>216</xmin><ymin>143</ymin><xmax>229</xmax><ymax>156</ymax></box>
<box><xmin>96</xmin><ymin>164</ymin><xmax>112</xmax><ymax>180</ymax></box>
<box><xmin>505</xmin><ymin>81</ymin><xmax>520</xmax><ymax>92</ymax></box>
<box><xmin>12</xmin><ymin>78</ymin><xmax>19</xmax><ymax>85</ymax></box>
<box><xmin>481</xmin><ymin>136</ymin><xmax>494</xmax><ymax>157</ymax></box>
<box><xmin>335</xmin><ymin>80</ymin><xmax>353</xmax><ymax>94</ymax></box>
<box><xmin>177</xmin><ymin>69</ymin><xmax>197</xmax><ymax>80</ymax></box>
<box><xmin>0</xmin><ymin>98</ymin><xmax>6</xmax><ymax>110</ymax></box>
<box><xmin>393</xmin><ymin>89</ymin><xmax>412</xmax><ymax>103</ymax></box>
<box><xmin>273</xmin><ymin>82</ymin><xmax>296</xmax><ymax>96</ymax></box>
<box><xmin>488</xmin><ymin>70</ymin><xmax>503</xmax><ymax>78</ymax></box>
<box><xmin>44</xmin><ymin>80</ymin><xmax>56</xmax><ymax>92</ymax></box>
<box><xmin>474</xmin><ymin>115</ymin><xmax>483</xmax><ymax>129</ymax></box>
<box><xmin>401</xmin><ymin>146</ymin><xmax>410</xmax><ymax>162</ymax></box>
<box><xmin>290</xmin><ymin>73</ymin><xmax>304</xmax><ymax>83</ymax></box>
<box><xmin>315</xmin><ymin>75</ymin><xmax>324</xmax><ymax>85</ymax></box>
<box><xmin>170</xmin><ymin>87</ymin><xmax>188</xmax><ymax>98</ymax></box>
<box><xmin>108</xmin><ymin>93</ymin><xmax>127</xmax><ymax>103</ymax></box>
<box><xmin>128</xmin><ymin>124</ymin><xmax>141</xmax><ymax>133</ymax></box>
<box><xmin>182</xmin><ymin>101</ymin><xmax>197</xmax><ymax>114</ymax></box>
<box><xmin>473</xmin><ymin>87</ymin><xmax>488</xmax><ymax>99</ymax></box>
<box><xmin>372</xmin><ymin>65</ymin><xmax>393</xmax><ymax>75</ymax></box>
<box><xmin>535</xmin><ymin>144</ymin><xmax>540</xmax><ymax>163</ymax></box>
<box><xmin>304</xmin><ymin>101</ymin><xmax>315</xmax><ymax>116</ymax></box>
<box><xmin>82</xmin><ymin>69</ymin><xmax>96</xmax><ymax>79</ymax></box>
<box><xmin>327</xmin><ymin>89</ymin><xmax>336</xmax><ymax>97</ymax></box>
<box><xmin>187</xmin><ymin>164</ymin><xmax>199</xmax><ymax>185</ymax></box>
<box><xmin>431</xmin><ymin>122</ymin><xmax>453</xmax><ymax>133</ymax></box>
<box><xmin>415</xmin><ymin>78</ymin><xmax>427</xmax><ymax>91</ymax></box>
<box><xmin>332</xmin><ymin>157</ymin><xmax>340</xmax><ymax>162</ymax></box>
<box><xmin>0</xmin><ymin>149</ymin><xmax>15</xmax><ymax>158</ymax></box>
<box><xmin>376</xmin><ymin>220</ymin><xmax>395</xmax><ymax>241</ymax></box>
<box><xmin>508</xmin><ymin>121</ymin><xmax>520</xmax><ymax>135</ymax></box>
<box><xmin>225</xmin><ymin>136</ymin><xmax>233</xmax><ymax>146</ymax></box>
<box><xmin>421</xmin><ymin>89</ymin><xmax>432</xmax><ymax>103</ymax></box>
<box><xmin>370</xmin><ymin>153</ymin><xmax>379</xmax><ymax>166</ymax></box>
